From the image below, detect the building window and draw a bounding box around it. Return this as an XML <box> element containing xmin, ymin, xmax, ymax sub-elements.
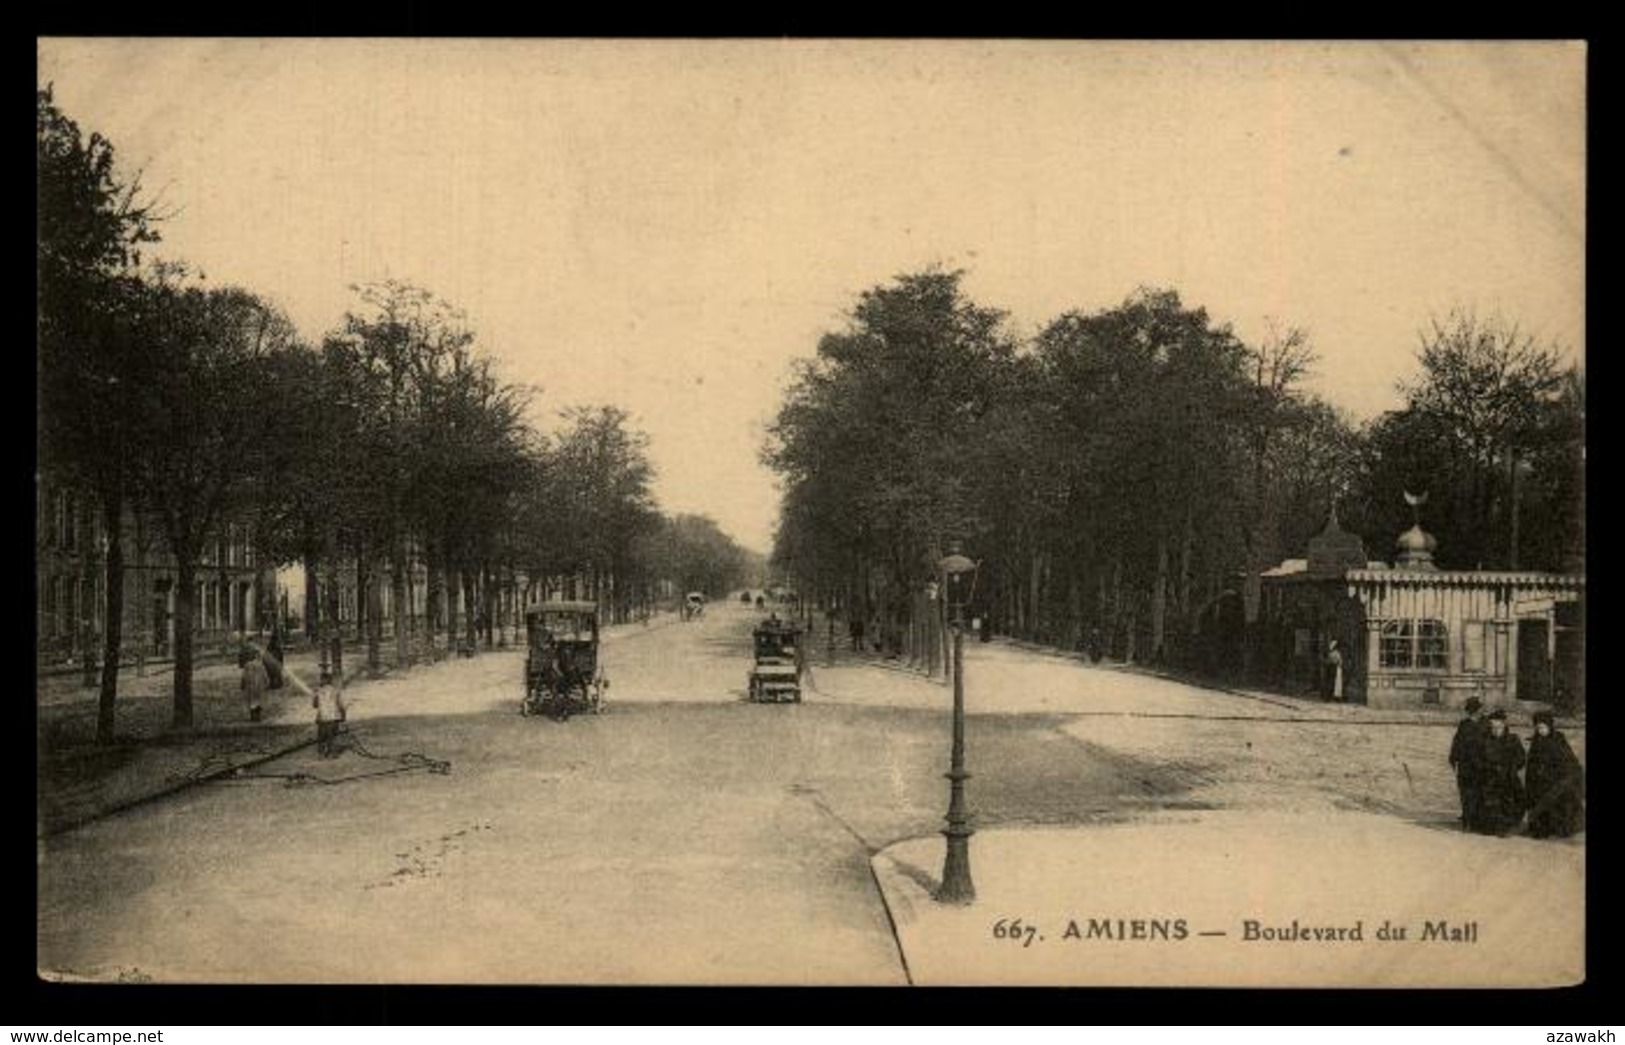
<box><xmin>1417</xmin><ymin>619</ymin><xmax>1449</xmax><ymax>669</ymax></box>
<box><xmin>1380</xmin><ymin>619</ymin><xmax>1450</xmax><ymax>670</ymax></box>
<box><xmin>44</xmin><ymin>575</ymin><xmax>59</xmax><ymax>635</ymax></box>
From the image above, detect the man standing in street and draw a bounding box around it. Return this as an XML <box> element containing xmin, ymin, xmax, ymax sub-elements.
<box><xmin>1449</xmin><ymin>697</ymin><xmax>1488</xmax><ymax>831</ymax></box>
<box><xmin>313</xmin><ymin>667</ymin><xmax>347</xmax><ymax>758</ymax></box>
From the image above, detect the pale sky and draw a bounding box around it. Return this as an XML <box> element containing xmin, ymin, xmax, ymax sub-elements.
<box><xmin>37</xmin><ymin>39</ymin><xmax>1585</xmax><ymax>555</ymax></box>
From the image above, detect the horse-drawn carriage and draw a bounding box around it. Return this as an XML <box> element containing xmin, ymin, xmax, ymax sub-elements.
<box><xmin>747</xmin><ymin>616</ymin><xmax>803</xmax><ymax>703</ymax></box>
<box><xmin>683</xmin><ymin>592</ymin><xmax>707</xmax><ymax>621</ymax></box>
<box><xmin>521</xmin><ymin>601</ymin><xmax>608</xmax><ymax>720</ymax></box>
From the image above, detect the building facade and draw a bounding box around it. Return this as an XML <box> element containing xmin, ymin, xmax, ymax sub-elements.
<box><xmin>36</xmin><ymin>475</ymin><xmax>268</xmax><ymax>669</ymax></box>
<box><xmin>1253</xmin><ymin>510</ymin><xmax>1584</xmax><ymax>711</ymax></box>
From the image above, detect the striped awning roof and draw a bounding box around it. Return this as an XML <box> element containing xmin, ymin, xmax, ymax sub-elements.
<box><xmin>1345</xmin><ymin>569</ymin><xmax>1585</xmax><ymax>589</ymax></box>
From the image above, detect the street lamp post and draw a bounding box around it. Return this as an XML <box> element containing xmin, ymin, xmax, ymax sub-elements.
<box><xmin>936</xmin><ymin>541</ymin><xmax>977</xmax><ymax>904</ymax></box>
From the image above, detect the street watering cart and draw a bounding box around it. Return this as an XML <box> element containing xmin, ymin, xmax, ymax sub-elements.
<box><xmin>747</xmin><ymin>617</ymin><xmax>803</xmax><ymax>703</ymax></box>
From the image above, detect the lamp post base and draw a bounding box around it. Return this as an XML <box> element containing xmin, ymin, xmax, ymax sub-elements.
<box><xmin>936</xmin><ymin>767</ymin><xmax>976</xmax><ymax>904</ymax></box>
<box><xmin>936</xmin><ymin>827</ymin><xmax>977</xmax><ymax>904</ymax></box>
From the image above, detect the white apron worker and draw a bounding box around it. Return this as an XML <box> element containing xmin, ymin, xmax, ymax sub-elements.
<box><xmin>1325</xmin><ymin>639</ymin><xmax>1344</xmax><ymax>702</ymax></box>
<box><xmin>312</xmin><ymin>668</ymin><xmax>348</xmax><ymax>758</ymax></box>
<box><xmin>240</xmin><ymin>647</ymin><xmax>270</xmax><ymax>722</ymax></box>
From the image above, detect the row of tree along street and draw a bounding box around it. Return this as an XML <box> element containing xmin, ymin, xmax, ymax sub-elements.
<box><xmin>39</xmin><ymin>86</ymin><xmax>758</xmax><ymax>742</ymax></box>
<box><xmin>764</xmin><ymin>270</ymin><xmax>1583</xmax><ymax>676</ymax></box>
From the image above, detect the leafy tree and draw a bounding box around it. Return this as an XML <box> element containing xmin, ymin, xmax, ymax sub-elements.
<box><xmin>127</xmin><ymin>277</ymin><xmax>298</xmax><ymax>728</ymax></box>
<box><xmin>1034</xmin><ymin>288</ymin><xmax>1253</xmax><ymax>660</ymax></box>
<box><xmin>660</xmin><ymin>514</ymin><xmax>750</xmax><ymax>597</ymax></box>
<box><xmin>1356</xmin><ymin>311</ymin><xmax>1574</xmax><ymax>570</ymax></box>
<box><xmin>37</xmin><ymin>84</ymin><xmax>160</xmax><ymax>743</ymax></box>
<box><xmin>546</xmin><ymin>406</ymin><xmax>659</xmax><ymax>620</ymax></box>
<box><xmin>767</xmin><ymin>269</ymin><xmax>1014</xmax><ymax>663</ymax></box>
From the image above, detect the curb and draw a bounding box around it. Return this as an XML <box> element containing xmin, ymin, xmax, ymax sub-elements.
<box><xmin>39</xmin><ymin>731</ymin><xmax>319</xmax><ymax>840</ymax></box>
<box><xmin>868</xmin><ymin>850</ymin><xmax>924</xmax><ymax>985</ymax></box>
<box><xmin>39</xmin><ymin>643</ymin><xmax>532</xmax><ymax>841</ymax></box>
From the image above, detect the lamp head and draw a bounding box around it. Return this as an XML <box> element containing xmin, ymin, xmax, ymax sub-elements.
<box><xmin>938</xmin><ymin>541</ymin><xmax>978</xmax><ymax>609</ymax></box>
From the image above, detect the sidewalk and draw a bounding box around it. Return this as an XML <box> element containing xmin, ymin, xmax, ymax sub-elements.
<box><xmin>38</xmin><ymin>648</ymin><xmax>328</xmax><ymax>837</ymax></box>
<box><xmin>870</xmin><ymin>811</ymin><xmax>1584</xmax><ymax>987</ymax></box>
<box><xmin>826</xmin><ymin>636</ymin><xmax>1586</xmax><ymax>987</ymax></box>
<box><xmin>36</xmin><ymin>611</ymin><xmax>683</xmax><ymax>838</ymax></box>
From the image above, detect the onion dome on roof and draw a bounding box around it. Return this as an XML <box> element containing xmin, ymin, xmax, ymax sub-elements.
<box><xmin>1395</xmin><ymin>522</ymin><xmax>1439</xmax><ymax>570</ymax></box>
<box><xmin>1306</xmin><ymin>505</ymin><xmax>1368</xmax><ymax>577</ymax></box>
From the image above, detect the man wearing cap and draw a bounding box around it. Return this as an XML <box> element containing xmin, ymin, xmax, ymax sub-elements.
<box><xmin>1448</xmin><ymin>697</ymin><xmax>1489</xmax><ymax>832</ymax></box>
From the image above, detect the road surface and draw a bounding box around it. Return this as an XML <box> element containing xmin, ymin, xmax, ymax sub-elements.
<box><xmin>36</xmin><ymin>599</ymin><xmax>1582</xmax><ymax>985</ymax></box>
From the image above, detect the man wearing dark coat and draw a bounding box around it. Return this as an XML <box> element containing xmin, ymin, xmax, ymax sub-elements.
<box><xmin>264</xmin><ymin>627</ymin><xmax>286</xmax><ymax>690</ymax></box>
<box><xmin>1476</xmin><ymin>709</ymin><xmax>1527</xmax><ymax>835</ymax></box>
<box><xmin>1525</xmin><ymin>710</ymin><xmax>1584</xmax><ymax>839</ymax></box>
<box><xmin>1448</xmin><ymin>697</ymin><xmax>1488</xmax><ymax>831</ymax></box>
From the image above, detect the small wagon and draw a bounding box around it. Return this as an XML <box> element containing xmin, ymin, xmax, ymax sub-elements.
<box><xmin>521</xmin><ymin>601</ymin><xmax>608</xmax><ymax>721</ymax></box>
<box><xmin>747</xmin><ymin>616</ymin><xmax>803</xmax><ymax>703</ymax></box>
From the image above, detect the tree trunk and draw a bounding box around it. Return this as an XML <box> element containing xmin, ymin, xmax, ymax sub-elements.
<box><xmin>134</xmin><ymin>516</ymin><xmax>150</xmax><ymax>677</ymax></box>
<box><xmin>369</xmin><ymin>559</ymin><xmax>387</xmax><ymax>677</ymax></box>
<box><xmin>1064</xmin><ymin>571</ymin><xmax>1082</xmax><ymax>653</ymax></box>
<box><xmin>447</xmin><ymin>566</ymin><xmax>461</xmax><ymax>649</ymax></box>
<box><xmin>1152</xmin><ymin>535</ymin><xmax>1169</xmax><ymax>663</ymax></box>
<box><xmin>218</xmin><ymin>534</ymin><xmax>230</xmax><ymax>651</ymax></box>
<box><xmin>427</xmin><ymin>538</ymin><xmax>445</xmax><ymax>653</ymax></box>
<box><xmin>324</xmin><ymin>558</ymin><xmax>344</xmax><ymax>679</ymax></box>
<box><xmin>1110</xmin><ymin>557</ymin><xmax>1124</xmax><ymax>659</ymax></box>
<box><xmin>394</xmin><ymin>541</ymin><xmax>410</xmax><ymax>667</ymax></box>
<box><xmin>1178</xmin><ymin>507</ymin><xmax>1195</xmax><ymax>661</ymax></box>
<box><xmin>483</xmin><ymin>562</ymin><xmax>496</xmax><ymax>647</ymax></box>
<box><xmin>96</xmin><ymin>490</ymin><xmax>125</xmax><ymax>746</ymax></box>
<box><xmin>360</xmin><ymin>545</ymin><xmax>380</xmax><ymax>675</ymax></box>
<box><xmin>1028</xmin><ymin>552</ymin><xmax>1042</xmax><ymax>643</ymax></box>
<box><xmin>1005</xmin><ymin>566</ymin><xmax>1019</xmax><ymax>640</ymax></box>
<box><xmin>303</xmin><ymin>555</ymin><xmax>320</xmax><ymax>648</ymax></box>
<box><xmin>1508</xmin><ymin>448</ymin><xmax>1522</xmax><ymax>570</ymax></box>
<box><xmin>172</xmin><ymin>552</ymin><xmax>197</xmax><ymax>730</ymax></box>
<box><xmin>462</xmin><ymin>568</ymin><xmax>478</xmax><ymax>652</ymax></box>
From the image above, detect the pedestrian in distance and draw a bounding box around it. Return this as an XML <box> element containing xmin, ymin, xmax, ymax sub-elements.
<box><xmin>1448</xmin><ymin>697</ymin><xmax>1488</xmax><ymax>832</ymax></box>
<box><xmin>1476</xmin><ymin>709</ymin><xmax>1527</xmax><ymax>836</ymax></box>
<box><xmin>1525</xmin><ymin>710</ymin><xmax>1584</xmax><ymax>839</ymax></box>
<box><xmin>312</xmin><ymin>668</ymin><xmax>348</xmax><ymax>758</ymax></box>
<box><xmin>849</xmin><ymin>615</ymin><xmax>865</xmax><ymax>652</ymax></box>
<box><xmin>240</xmin><ymin>646</ymin><xmax>269</xmax><ymax>723</ymax></box>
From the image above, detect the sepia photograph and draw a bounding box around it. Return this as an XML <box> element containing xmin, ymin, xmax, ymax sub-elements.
<box><xmin>36</xmin><ymin>38</ymin><xmax>1585</xmax><ymax>988</ymax></box>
